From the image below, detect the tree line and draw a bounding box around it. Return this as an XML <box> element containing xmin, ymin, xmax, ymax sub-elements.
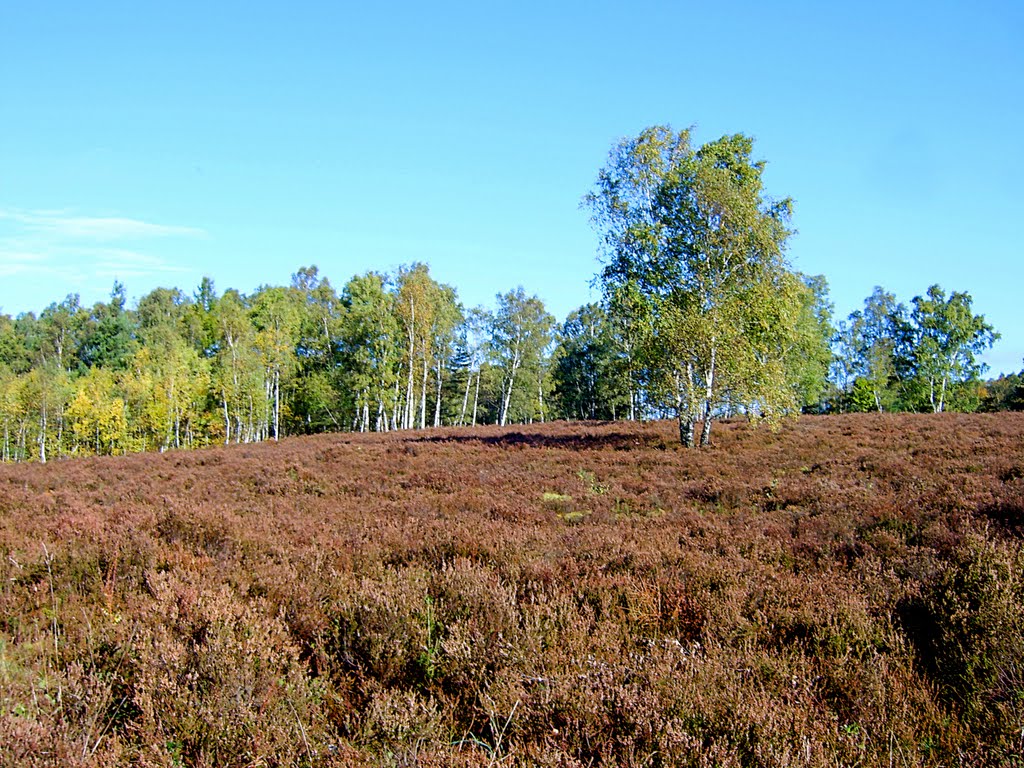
<box><xmin>0</xmin><ymin>265</ymin><xmax>567</xmax><ymax>462</ymax></box>
<box><xmin>0</xmin><ymin>126</ymin><xmax>1011</xmax><ymax>461</ymax></box>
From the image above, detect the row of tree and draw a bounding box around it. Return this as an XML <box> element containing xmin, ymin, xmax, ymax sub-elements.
<box><xmin>0</xmin><ymin>126</ymin><xmax>1009</xmax><ymax>460</ymax></box>
<box><xmin>832</xmin><ymin>286</ymin><xmax>1000</xmax><ymax>414</ymax></box>
<box><xmin>0</xmin><ymin>265</ymin><xmax>569</xmax><ymax>462</ymax></box>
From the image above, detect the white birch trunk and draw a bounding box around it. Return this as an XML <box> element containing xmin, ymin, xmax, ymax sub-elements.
<box><xmin>472</xmin><ymin>371</ymin><xmax>480</xmax><ymax>427</ymax></box>
<box><xmin>434</xmin><ymin>358</ymin><xmax>443</xmax><ymax>427</ymax></box>
<box><xmin>458</xmin><ymin>365</ymin><xmax>472</xmax><ymax>426</ymax></box>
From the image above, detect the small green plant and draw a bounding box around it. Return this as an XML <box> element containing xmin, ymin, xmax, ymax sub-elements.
<box><xmin>919</xmin><ymin>733</ymin><xmax>937</xmax><ymax>756</ymax></box>
<box><xmin>166</xmin><ymin>739</ymin><xmax>184</xmax><ymax>767</ymax></box>
<box><xmin>577</xmin><ymin>469</ymin><xmax>608</xmax><ymax>495</ymax></box>
<box><xmin>542</xmin><ymin>492</ymin><xmax>572</xmax><ymax>503</ymax></box>
<box><xmin>558</xmin><ymin>510</ymin><xmax>590</xmax><ymax>524</ymax></box>
<box><xmin>418</xmin><ymin>596</ymin><xmax>442</xmax><ymax>683</ymax></box>
<box><xmin>542</xmin><ymin>491</ymin><xmax>575</xmax><ymax>520</ymax></box>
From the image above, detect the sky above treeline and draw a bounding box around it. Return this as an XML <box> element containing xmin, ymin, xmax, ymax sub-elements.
<box><xmin>1</xmin><ymin>1</ymin><xmax>1022</xmax><ymax>374</ymax></box>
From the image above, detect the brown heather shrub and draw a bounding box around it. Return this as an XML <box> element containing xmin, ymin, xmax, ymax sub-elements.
<box><xmin>1</xmin><ymin>413</ymin><xmax>1024</xmax><ymax>765</ymax></box>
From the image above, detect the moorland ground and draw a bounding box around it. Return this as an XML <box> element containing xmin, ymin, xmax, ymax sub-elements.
<box><xmin>1</xmin><ymin>414</ymin><xmax>1022</xmax><ymax>766</ymax></box>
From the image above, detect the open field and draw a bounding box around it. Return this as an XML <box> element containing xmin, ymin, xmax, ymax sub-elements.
<box><xmin>1</xmin><ymin>414</ymin><xmax>1022</xmax><ymax>766</ymax></box>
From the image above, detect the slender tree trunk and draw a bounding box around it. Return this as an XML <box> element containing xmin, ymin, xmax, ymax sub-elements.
<box><xmin>500</xmin><ymin>351</ymin><xmax>521</xmax><ymax>427</ymax></box>
<box><xmin>392</xmin><ymin>378</ymin><xmax>402</xmax><ymax>431</ymax></box>
<box><xmin>39</xmin><ymin>400</ymin><xmax>47</xmax><ymax>464</ymax></box>
<box><xmin>420</xmin><ymin>356</ymin><xmax>428</xmax><ymax>429</ymax></box>
<box><xmin>56</xmin><ymin>404</ymin><xmax>64</xmax><ymax>460</ymax></box>
<box><xmin>678</xmin><ymin>411</ymin><xmax>694</xmax><ymax>448</ymax></box>
<box><xmin>322</xmin><ymin>316</ymin><xmax>333</xmax><ymax>365</ymax></box>
<box><xmin>434</xmin><ymin>358</ymin><xmax>443</xmax><ymax>427</ymax></box>
<box><xmin>222</xmin><ymin>392</ymin><xmax>231</xmax><ymax>444</ymax></box>
<box><xmin>677</xmin><ymin>369</ymin><xmax>695</xmax><ymax>448</ymax></box>
<box><xmin>458</xmin><ymin>365</ymin><xmax>472</xmax><ymax>426</ymax></box>
<box><xmin>699</xmin><ymin>413</ymin><xmax>713</xmax><ymax>447</ymax></box>
<box><xmin>405</xmin><ymin>300</ymin><xmax>416</xmax><ymax>430</ymax></box>
<box><xmin>472</xmin><ymin>371</ymin><xmax>480</xmax><ymax>427</ymax></box>
<box><xmin>538</xmin><ymin>374</ymin><xmax>545</xmax><ymax>423</ymax></box>
<box><xmin>699</xmin><ymin>349</ymin><xmax>716</xmax><ymax>448</ymax></box>
<box><xmin>626</xmin><ymin>340</ymin><xmax>637</xmax><ymax>421</ymax></box>
<box><xmin>500</xmin><ymin>378</ymin><xmax>511</xmax><ymax>426</ymax></box>
<box><xmin>273</xmin><ymin>368</ymin><xmax>281</xmax><ymax>440</ymax></box>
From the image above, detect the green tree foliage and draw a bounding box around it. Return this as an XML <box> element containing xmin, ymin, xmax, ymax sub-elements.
<box><xmin>0</xmin><ymin>313</ymin><xmax>25</xmax><ymax>373</ymax></box>
<box><xmin>338</xmin><ymin>272</ymin><xmax>401</xmax><ymax>432</ymax></box>
<box><xmin>980</xmin><ymin>366</ymin><xmax>1024</xmax><ymax>412</ymax></box>
<box><xmin>454</xmin><ymin>307</ymin><xmax>491</xmax><ymax>427</ymax></box>
<box><xmin>78</xmin><ymin>282</ymin><xmax>138</xmax><ymax>371</ymax></box>
<box><xmin>840</xmin><ymin>287</ymin><xmax>904</xmax><ymax>412</ymax></box>
<box><xmin>251</xmin><ymin>285</ymin><xmax>303</xmax><ymax>440</ymax></box>
<box><xmin>66</xmin><ymin>366</ymin><xmax>127</xmax><ymax>456</ymax></box>
<box><xmin>0</xmin><ymin>363</ymin><xmax>26</xmax><ymax>461</ymax></box>
<box><xmin>212</xmin><ymin>289</ymin><xmax>264</xmax><ymax>444</ymax></box>
<box><xmin>394</xmin><ymin>264</ymin><xmax>462</xmax><ymax>430</ymax></box>
<box><xmin>428</xmin><ymin>286</ymin><xmax>463</xmax><ymax>428</ymax></box>
<box><xmin>551</xmin><ymin>303</ymin><xmax>631</xmax><ymax>420</ymax></box>
<box><xmin>136</xmin><ymin>287</ymin><xmax>191</xmax><ymax>344</ymax></box>
<box><xmin>832</xmin><ymin>285</ymin><xmax>999</xmax><ymax>414</ymax></box>
<box><xmin>292</xmin><ymin>266</ymin><xmax>344</xmax><ymax>375</ymax></box>
<box><xmin>785</xmin><ymin>274</ymin><xmax>836</xmax><ymax>412</ymax></box>
<box><xmin>491</xmin><ymin>288</ymin><xmax>554</xmax><ymax>426</ymax></box>
<box><xmin>904</xmin><ymin>286</ymin><xmax>999</xmax><ymax>413</ymax></box>
<box><xmin>22</xmin><ymin>362</ymin><xmax>72</xmax><ymax>463</ymax></box>
<box><xmin>123</xmin><ymin>339</ymin><xmax>211</xmax><ymax>452</ymax></box>
<box><xmin>586</xmin><ymin>126</ymin><xmax>805</xmax><ymax>446</ymax></box>
<box><xmin>188</xmin><ymin>276</ymin><xmax>221</xmax><ymax>357</ymax></box>
<box><xmin>37</xmin><ymin>295</ymin><xmax>87</xmax><ymax>372</ymax></box>
<box><xmin>287</xmin><ymin>266</ymin><xmax>345</xmax><ymax>433</ymax></box>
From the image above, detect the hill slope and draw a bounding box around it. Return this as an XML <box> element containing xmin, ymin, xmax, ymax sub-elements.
<box><xmin>1</xmin><ymin>415</ymin><xmax>1023</xmax><ymax>766</ymax></box>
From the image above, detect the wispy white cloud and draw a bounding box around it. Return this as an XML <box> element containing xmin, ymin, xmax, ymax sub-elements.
<box><xmin>0</xmin><ymin>245</ymin><xmax>190</xmax><ymax>280</ymax></box>
<box><xmin>0</xmin><ymin>208</ymin><xmax>204</xmax><ymax>241</ymax></box>
<box><xmin>89</xmin><ymin>248</ymin><xmax>191</xmax><ymax>278</ymax></box>
<box><xmin>0</xmin><ymin>209</ymin><xmax>204</xmax><ymax>312</ymax></box>
<box><xmin>0</xmin><ymin>250</ymin><xmax>54</xmax><ymax>278</ymax></box>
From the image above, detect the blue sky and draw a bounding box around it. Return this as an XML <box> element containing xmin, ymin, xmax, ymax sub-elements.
<box><xmin>2</xmin><ymin>0</ymin><xmax>1022</xmax><ymax>373</ymax></box>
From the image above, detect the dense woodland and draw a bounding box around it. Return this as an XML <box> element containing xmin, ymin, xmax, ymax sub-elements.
<box><xmin>0</xmin><ymin>126</ymin><xmax>1011</xmax><ymax>462</ymax></box>
<box><xmin>0</xmin><ymin>260</ymin><xmax>1009</xmax><ymax>464</ymax></box>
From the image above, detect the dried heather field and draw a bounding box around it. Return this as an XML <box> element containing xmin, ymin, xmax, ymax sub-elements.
<box><xmin>1</xmin><ymin>414</ymin><xmax>1023</xmax><ymax>766</ymax></box>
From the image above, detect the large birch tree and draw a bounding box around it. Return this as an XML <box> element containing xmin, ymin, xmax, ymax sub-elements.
<box><xmin>586</xmin><ymin>126</ymin><xmax>800</xmax><ymax>446</ymax></box>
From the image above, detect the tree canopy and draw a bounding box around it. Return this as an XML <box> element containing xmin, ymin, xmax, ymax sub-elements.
<box><xmin>585</xmin><ymin>126</ymin><xmax>826</xmax><ymax>446</ymax></box>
